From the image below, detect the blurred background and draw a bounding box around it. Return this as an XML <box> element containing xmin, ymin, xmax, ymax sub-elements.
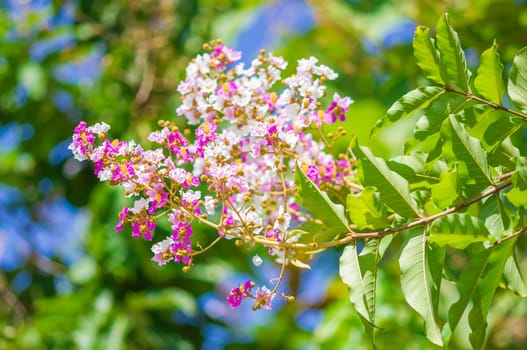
<box><xmin>1</xmin><ymin>0</ymin><xmax>527</xmax><ymax>349</ymax></box>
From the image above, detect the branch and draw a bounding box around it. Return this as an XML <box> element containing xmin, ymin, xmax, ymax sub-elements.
<box><xmin>272</xmin><ymin>178</ymin><xmax>513</xmax><ymax>252</ymax></box>
<box><xmin>447</xmin><ymin>87</ymin><xmax>527</xmax><ymax>122</ymax></box>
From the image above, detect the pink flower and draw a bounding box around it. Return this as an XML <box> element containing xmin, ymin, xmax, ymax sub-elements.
<box><xmin>306</xmin><ymin>164</ymin><xmax>320</xmax><ymax>183</ymax></box>
<box><xmin>227</xmin><ymin>280</ymin><xmax>255</xmax><ymax>308</ymax></box>
<box><xmin>115</xmin><ymin>207</ymin><xmax>129</xmax><ymax>232</ymax></box>
<box><xmin>324</xmin><ymin>93</ymin><xmax>353</xmax><ymax>123</ymax></box>
<box><xmin>254</xmin><ymin>286</ymin><xmax>274</xmax><ymax>310</ymax></box>
<box><xmin>131</xmin><ymin>218</ymin><xmax>156</xmax><ymax>240</ymax></box>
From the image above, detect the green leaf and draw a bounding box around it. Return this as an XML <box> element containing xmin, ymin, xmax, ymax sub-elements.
<box><xmin>474</xmin><ymin>41</ymin><xmax>505</xmax><ymax>104</ymax></box>
<box><xmin>506</xmin><ymin>158</ymin><xmax>527</xmax><ymax>207</ymax></box>
<box><xmin>435</xmin><ymin>13</ymin><xmax>471</xmax><ymax>91</ymax></box>
<box><xmin>339</xmin><ymin>236</ymin><xmax>392</xmax><ymax>347</ymax></box>
<box><xmin>483</xmin><ymin>112</ymin><xmax>521</xmax><ymax>151</ymax></box>
<box><xmin>503</xmin><ymin>253</ymin><xmax>527</xmax><ymax>297</ymax></box>
<box><xmin>372</xmin><ymin>86</ymin><xmax>444</xmax><ymax>135</ymax></box>
<box><xmin>388</xmin><ymin>153</ymin><xmax>436</xmax><ymax>188</ymax></box>
<box><xmin>413</xmin><ymin>25</ymin><xmax>445</xmax><ymax>85</ymax></box>
<box><xmin>295</xmin><ymin>164</ymin><xmax>350</xmax><ymax>241</ymax></box>
<box><xmin>488</xmin><ymin>139</ymin><xmax>520</xmax><ymax>169</ymax></box>
<box><xmin>506</xmin><ymin>188</ymin><xmax>527</xmax><ymax>207</ymax></box>
<box><xmin>512</xmin><ymin>158</ymin><xmax>527</xmax><ymax>190</ymax></box>
<box><xmin>399</xmin><ymin>230</ymin><xmax>444</xmax><ymax>346</ymax></box>
<box><xmin>346</xmin><ymin>187</ymin><xmax>389</xmax><ymax>230</ymax></box>
<box><xmin>468</xmin><ymin>239</ymin><xmax>516</xmax><ymax>349</ymax></box>
<box><xmin>445</xmin><ymin>243</ymin><xmax>492</xmax><ymax>341</ymax></box>
<box><xmin>430</xmin><ymin>170</ymin><xmax>461</xmax><ymax>209</ymax></box>
<box><xmin>351</xmin><ymin>139</ymin><xmax>421</xmax><ymax>218</ymax></box>
<box><xmin>428</xmin><ymin>213</ymin><xmax>490</xmax><ymax>249</ymax></box>
<box><xmin>447</xmin><ymin>115</ymin><xmax>494</xmax><ymax>194</ymax></box>
<box><xmin>413</xmin><ymin>92</ymin><xmax>468</xmax><ymax>141</ymax></box>
<box><xmin>480</xmin><ymin>195</ymin><xmax>511</xmax><ymax>240</ymax></box>
<box><xmin>507</xmin><ymin>46</ymin><xmax>527</xmax><ymax>112</ymax></box>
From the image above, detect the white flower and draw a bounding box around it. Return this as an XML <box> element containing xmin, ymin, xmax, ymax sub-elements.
<box><xmin>151</xmin><ymin>236</ymin><xmax>175</xmax><ymax>266</ymax></box>
<box><xmin>204</xmin><ymin>195</ymin><xmax>216</xmax><ymax>215</ymax></box>
<box><xmin>273</xmin><ymin>206</ymin><xmax>291</xmax><ymax>233</ymax></box>
<box><xmin>182</xmin><ymin>190</ymin><xmax>201</xmax><ymax>203</ymax></box>
<box><xmin>131</xmin><ymin>198</ymin><xmax>149</xmax><ymax>214</ymax></box>
<box><xmin>89</xmin><ymin>122</ymin><xmax>110</xmax><ymax>134</ymax></box>
<box><xmin>151</xmin><ymin>236</ymin><xmax>175</xmax><ymax>254</ymax></box>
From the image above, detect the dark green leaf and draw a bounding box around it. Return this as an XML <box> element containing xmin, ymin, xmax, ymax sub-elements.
<box><xmin>483</xmin><ymin>112</ymin><xmax>521</xmax><ymax>151</ymax></box>
<box><xmin>351</xmin><ymin>139</ymin><xmax>421</xmax><ymax>218</ymax></box>
<box><xmin>413</xmin><ymin>25</ymin><xmax>445</xmax><ymax>85</ymax></box>
<box><xmin>507</xmin><ymin>46</ymin><xmax>527</xmax><ymax>112</ymax></box>
<box><xmin>399</xmin><ymin>230</ymin><xmax>444</xmax><ymax>346</ymax></box>
<box><xmin>435</xmin><ymin>13</ymin><xmax>471</xmax><ymax>91</ymax></box>
<box><xmin>295</xmin><ymin>164</ymin><xmax>350</xmax><ymax>241</ymax></box>
<box><xmin>474</xmin><ymin>41</ymin><xmax>505</xmax><ymax>104</ymax></box>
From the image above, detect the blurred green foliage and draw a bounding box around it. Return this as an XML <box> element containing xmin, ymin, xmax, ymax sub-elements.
<box><xmin>1</xmin><ymin>0</ymin><xmax>527</xmax><ymax>349</ymax></box>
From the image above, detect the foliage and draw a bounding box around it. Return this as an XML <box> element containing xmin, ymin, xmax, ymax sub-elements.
<box><xmin>70</xmin><ymin>11</ymin><xmax>527</xmax><ymax>350</ymax></box>
<box><xmin>338</xmin><ymin>13</ymin><xmax>527</xmax><ymax>349</ymax></box>
<box><xmin>2</xmin><ymin>1</ymin><xmax>527</xmax><ymax>350</ymax></box>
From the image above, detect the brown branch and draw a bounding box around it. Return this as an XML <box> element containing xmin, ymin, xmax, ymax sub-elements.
<box><xmin>494</xmin><ymin>227</ymin><xmax>527</xmax><ymax>246</ymax></box>
<box><xmin>446</xmin><ymin>87</ymin><xmax>527</xmax><ymax>122</ymax></box>
<box><xmin>267</xmin><ymin>178</ymin><xmax>514</xmax><ymax>252</ymax></box>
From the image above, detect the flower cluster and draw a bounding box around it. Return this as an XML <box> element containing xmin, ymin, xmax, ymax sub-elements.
<box><xmin>69</xmin><ymin>40</ymin><xmax>353</xmax><ymax>310</ymax></box>
<box><xmin>226</xmin><ymin>280</ymin><xmax>275</xmax><ymax>310</ymax></box>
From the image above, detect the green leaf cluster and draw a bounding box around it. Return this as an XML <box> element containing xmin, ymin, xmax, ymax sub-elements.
<box><xmin>295</xmin><ymin>13</ymin><xmax>527</xmax><ymax>349</ymax></box>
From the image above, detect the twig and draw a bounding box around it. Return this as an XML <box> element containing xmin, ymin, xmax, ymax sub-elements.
<box><xmin>446</xmin><ymin>87</ymin><xmax>527</xmax><ymax>122</ymax></box>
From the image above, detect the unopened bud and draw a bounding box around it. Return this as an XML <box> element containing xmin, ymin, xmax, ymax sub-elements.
<box><xmin>252</xmin><ymin>254</ymin><xmax>263</xmax><ymax>267</ymax></box>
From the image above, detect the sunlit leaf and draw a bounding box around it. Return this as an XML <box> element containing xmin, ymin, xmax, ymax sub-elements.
<box><xmin>503</xmin><ymin>253</ymin><xmax>527</xmax><ymax>297</ymax></box>
<box><xmin>340</xmin><ymin>236</ymin><xmax>392</xmax><ymax>347</ymax></box>
<box><xmin>413</xmin><ymin>25</ymin><xmax>445</xmax><ymax>85</ymax></box>
<box><xmin>346</xmin><ymin>187</ymin><xmax>389</xmax><ymax>230</ymax></box>
<box><xmin>399</xmin><ymin>229</ymin><xmax>444</xmax><ymax>346</ymax></box>
<box><xmin>295</xmin><ymin>164</ymin><xmax>350</xmax><ymax>241</ymax></box>
<box><xmin>435</xmin><ymin>13</ymin><xmax>471</xmax><ymax>91</ymax></box>
<box><xmin>446</xmin><ymin>115</ymin><xmax>494</xmax><ymax>194</ymax></box>
<box><xmin>506</xmin><ymin>157</ymin><xmax>527</xmax><ymax>207</ymax></box>
<box><xmin>480</xmin><ymin>195</ymin><xmax>511</xmax><ymax>240</ymax></box>
<box><xmin>474</xmin><ymin>41</ymin><xmax>505</xmax><ymax>104</ymax></box>
<box><xmin>372</xmin><ymin>86</ymin><xmax>444</xmax><ymax>135</ymax></box>
<box><xmin>413</xmin><ymin>93</ymin><xmax>468</xmax><ymax>141</ymax></box>
<box><xmin>468</xmin><ymin>239</ymin><xmax>516</xmax><ymax>349</ymax></box>
<box><xmin>445</xmin><ymin>243</ymin><xmax>492</xmax><ymax>343</ymax></box>
<box><xmin>430</xmin><ymin>170</ymin><xmax>461</xmax><ymax>209</ymax></box>
<box><xmin>507</xmin><ymin>46</ymin><xmax>527</xmax><ymax>112</ymax></box>
<box><xmin>429</xmin><ymin>213</ymin><xmax>490</xmax><ymax>249</ymax></box>
<box><xmin>351</xmin><ymin>139</ymin><xmax>420</xmax><ymax>218</ymax></box>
